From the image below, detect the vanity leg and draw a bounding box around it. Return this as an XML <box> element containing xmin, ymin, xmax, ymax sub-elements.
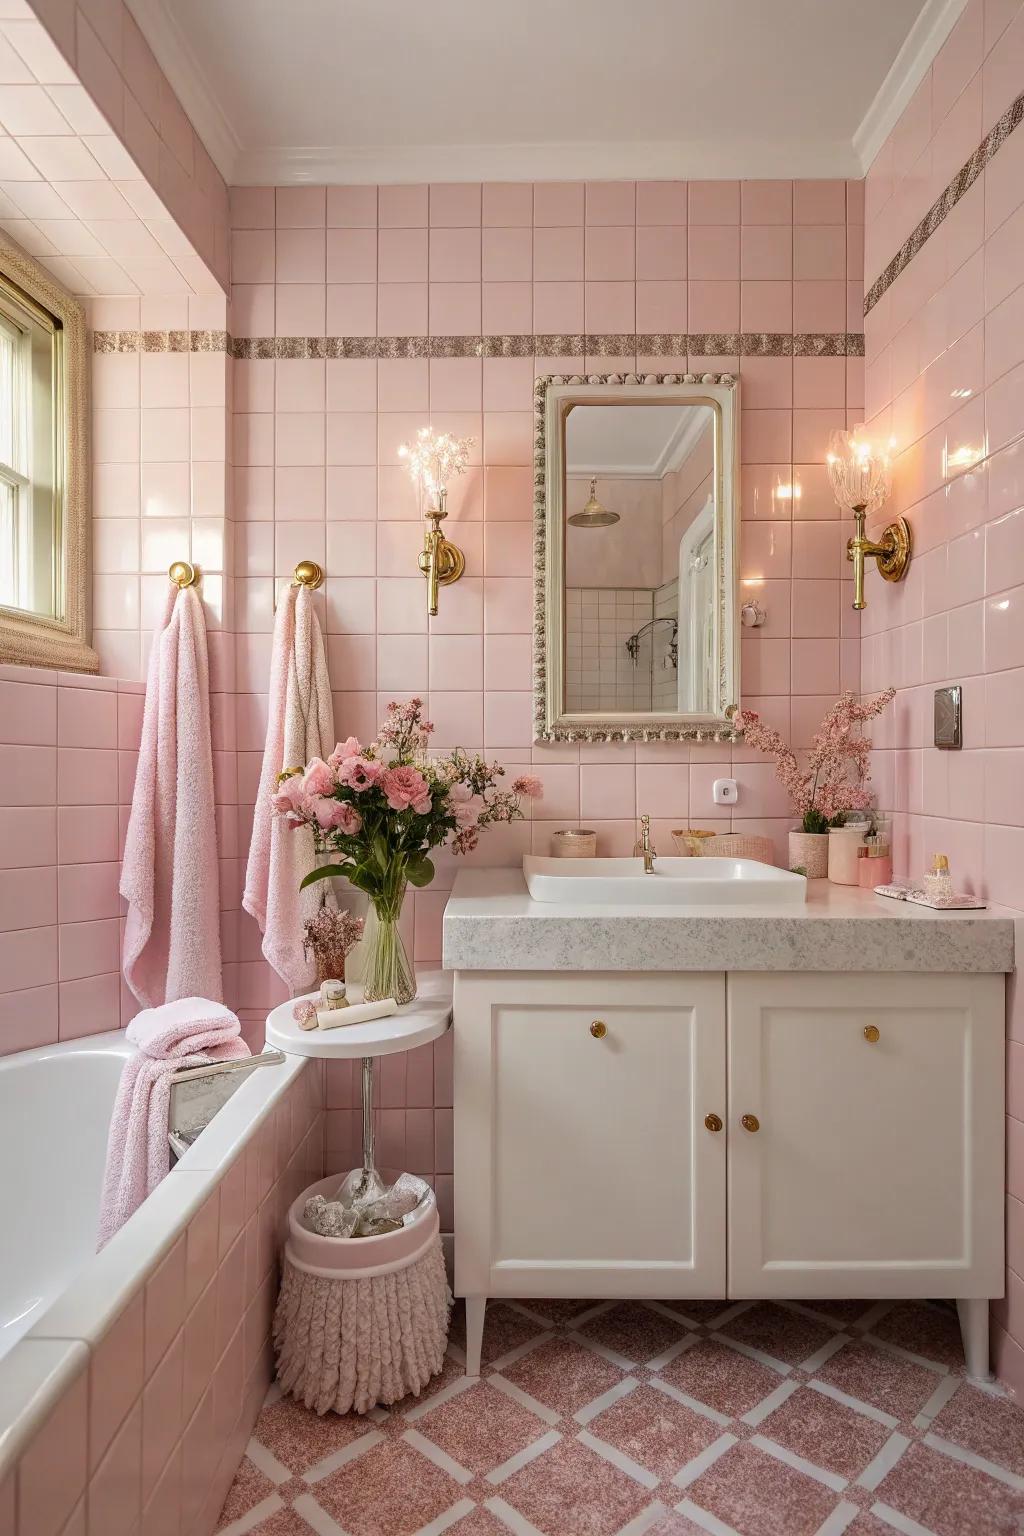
<box><xmin>464</xmin><ymin>1296</ymin><xmax>486</xmax><ymax>1377</ymax></box>
<box><xmin>957</xmin><ymin>1298</ymin><xmax>992</xmax><ymax>1381</ymax></box>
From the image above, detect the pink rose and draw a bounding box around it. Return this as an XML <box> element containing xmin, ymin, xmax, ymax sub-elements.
<box><xmin>380</xmin><ymin>765</ymin><xmax>432</xmax><ymax>814</ymax></box>
<box><xmin>449</xmin><ymin>781</ymin><xmax>474</xmax><ymax>803</ymax></box>
<box><xmin>337</xmin><ymin>755</ymin><xmax>383</xmax><ymax>791</ymax></box>
<box><xmin>271</xmin><ymin>775</ymin><xmax>307</xmax><ymax>815</ymax></box>
<box><xmin>303</xmin><ymin>757</ymin><xmax>335</xmax><ymax>797</ymax></box>
<box><xmin>512</xmin><ymin>775</ymin><xmax>543</xmax><ymax>799</ymax></box>
<box><xmin>328</xmin><ymin>736</ymin><xmax>362</xmax><ymax>767</ymax></box>
<box><xmin>312</xmin><ymin>797</ymin><xmax>362</xmax><ymax>834</ymax></box>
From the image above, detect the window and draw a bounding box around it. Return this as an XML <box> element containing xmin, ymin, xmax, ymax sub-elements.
<box><xmin>0</xmin><ymin>234</ymin><xmax>93</xmax><ymax>672</ymax></box>
<box><xmin>0</xmin><ymin>278</ymin><xmax>62</xmax><ymax>618</ymax></box>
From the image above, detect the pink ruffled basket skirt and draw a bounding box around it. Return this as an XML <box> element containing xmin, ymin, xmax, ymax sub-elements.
<box><xmin>273</xmin><ymin>1174</ymin><xmax>451</xmax><ymax>1416</ymax></box>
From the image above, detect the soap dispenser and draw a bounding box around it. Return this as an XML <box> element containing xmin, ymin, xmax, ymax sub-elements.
<box><xmin>924</xmin><ymin>853</ymin><xmax>953</xmax><ymax>904</ymax></box>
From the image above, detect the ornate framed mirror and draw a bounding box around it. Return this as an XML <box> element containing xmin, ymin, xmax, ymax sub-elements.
<box><xmin>534</xmin><ymin>372</ymin><xmax>739</xmax><ymax>743</ymax></box>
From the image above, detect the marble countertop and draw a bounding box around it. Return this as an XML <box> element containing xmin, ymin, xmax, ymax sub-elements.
<box><xmin>442</xmin><ymin>869</ymin><xmax>1016</xmax><ymax>973</ymax></box>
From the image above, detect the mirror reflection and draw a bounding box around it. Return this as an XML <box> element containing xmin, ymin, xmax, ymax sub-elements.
<box><xmin>564</xmin><ymin>402</ymin><xmax>716</xmax><ymax>716</ymax></box>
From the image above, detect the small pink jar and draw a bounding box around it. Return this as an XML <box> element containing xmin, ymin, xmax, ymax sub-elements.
<box><xmin>858</xmin><ymin>849</ymin><xmax>893</xmax><ymax>887</ymax></box>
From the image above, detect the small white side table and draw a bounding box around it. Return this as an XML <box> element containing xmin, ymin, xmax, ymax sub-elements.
<box><xmin>266</xmin><ymin>970</ymin><xmax>452</xmax><ymax>1204</ymax></box>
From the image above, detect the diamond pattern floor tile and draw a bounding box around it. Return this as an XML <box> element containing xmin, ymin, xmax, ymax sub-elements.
<box><xmin>755</xmin><ymin>1384</ymin><xmax>891</xmax><ymax>1478</ymax></box>
<box><xmin>217</xmin><ymin>1296</ymin><xmax>1024</xmax><ymax>1536</ymax></box>
<box><xmin>586</xmin><ymin>1383</ymin><xmax>722</xmax><ymax>1478</ymax></box>
<box><xmin>874</xmin><ymin>1439</ymin><xmax>1024</xmax><ymax>1535</ymax></box>
<box><xmin>684</xmin><ymin>1439</ymin><xmax>840</xmax><ymax>1535</ymax></box>
<box><xmin>497</xmin><ymin>1437</ymin><xmax>654</xmax><ymax>1536</ymax></box>
<box><xmin>499</xmin><ymin>1336</ymin><xmax>625</xmax><ymax>1417</ymax></box>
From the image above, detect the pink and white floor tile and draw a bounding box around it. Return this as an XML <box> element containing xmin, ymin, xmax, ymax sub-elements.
<box><xmin>217</xmin><ymin>1297</ymin><xmax>1024</xmax><ymax>1536</ymax></box>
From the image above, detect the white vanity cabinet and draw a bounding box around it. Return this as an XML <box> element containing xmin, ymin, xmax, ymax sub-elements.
<box><xmin>726</xmin><ymin>973</ymin><xmax>1005</xmax><ymax>1299</ymax></box>
<box><xmin>454</xmin><ymin>973</ymin><xmax>726</xmax><ymax>1301</ymax></box>
<box><xmin>453</xmin><ymin>968</ymin><xmax>1005</xmax><ymax>1379</ymax></box>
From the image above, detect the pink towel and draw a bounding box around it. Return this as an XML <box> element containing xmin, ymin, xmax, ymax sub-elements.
<box><xmin>97</xmin><ymin>997</ymin><xmax>249</xmax><ymax>1248</ymax></box>
<box><xmin>121</xmin><ymin>585</ymin><xmax>223</xmax><ymax>1008</ymax></box>
<box><xmin>243</xmin><ymin>583</ymin><xmax>335</xmax><ymax>993</ymax></box>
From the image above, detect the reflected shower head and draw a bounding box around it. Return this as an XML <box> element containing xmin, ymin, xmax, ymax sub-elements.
<box><xmin>568</xmin><ymin>477</ymin><xmax>620</xmax><ymax>527</ymax></box>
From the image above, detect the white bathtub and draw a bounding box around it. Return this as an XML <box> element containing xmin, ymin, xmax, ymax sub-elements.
<box><xmin>0</xmin><ymin>1033</ymin><xmax>132</xmax><ymax>1361</ymax></box>
<box><xmin>0</xmin><ymin>1027</ymin><xmax>325</xmax><ymax>1536</ymax></box>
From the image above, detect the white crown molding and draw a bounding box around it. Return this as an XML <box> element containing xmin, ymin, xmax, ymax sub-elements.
<box><xmin>853</xmin><ymin>0</ymin><xmax>969</xmax><ymax>173</ymax></box>
<box><xmin>124</xmin><ymin>0</ymin><xmax>240</xmax><ymax>182</ymax></box>
<box><xmin>232</xmin><ymin>136</ymin><xmax>862</xmax><ymax>187</ymax></box>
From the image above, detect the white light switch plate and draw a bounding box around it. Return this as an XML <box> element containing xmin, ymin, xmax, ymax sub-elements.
<box><xmin>713</xmin><ymin>777</ymin><xmax>738</xmax><ymax>805</ymax></box>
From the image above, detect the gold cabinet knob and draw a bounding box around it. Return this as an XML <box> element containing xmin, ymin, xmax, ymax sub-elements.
<box><xmin>704</xmin><ymin>1113</ymin><xmax>723</xmax><ymax>1133</ymax></box>
<box><xmin>863</xmin><ymin>1025</ymin><xmax>880</xmax><ymax>1043</ymax></box>
<box><xmin>740</xmin><ymin>1113</ymin><xmax>760</xmax><ymax>1133</ymax></box>
<box><xmin>590</xmin><ymin>1020</ymin><xmax>607</xmax><ymax>1039</ymax></box>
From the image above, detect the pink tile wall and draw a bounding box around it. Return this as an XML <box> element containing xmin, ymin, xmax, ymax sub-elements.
<box><xmin>88</xmin><ymin>294</ymin><xmax>232</xmax><ymax>685</ymax></box>
<box><xmin>229</xmin><ymin>179</ymin><xmax>864</xmax><ymax>1208</ymax></box>
<box><xmin>861</xmin><ymin>0</ymin><xmax>1024</xmax><ymax>1395</ymax></box>
<box><xmin>3</xmin><ymin>1062</ymin><xmax>323</xmax><ymax>1536</ymax></box>
<box><xmin>0</xmin><ymin>657</ymin><xmax>239</xmax><ymax>1052</ymax></box>
<box><xmin>25</xmin><ymin>0</ymin><xmax>229</xmax><ymax>289</ymax></box>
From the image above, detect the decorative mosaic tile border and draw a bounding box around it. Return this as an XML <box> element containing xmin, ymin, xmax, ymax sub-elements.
<box><xmin>92</xmin><ymin>328</ymin><xmax>229</xmax><ymax>353</ymax></box>
<box><xmin>93</xmin><ymin>330</ymin><xmax>864</xmax><ymax>359</ymax></box>
<box><xmin>865</xmin><ymin>86</ymin><xmax>1024</xmax><ymax>316</ymax></box>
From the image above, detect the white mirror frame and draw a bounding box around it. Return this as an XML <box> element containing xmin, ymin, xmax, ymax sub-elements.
<box><xmin>0</xmin><ymin>230</ymin><xmax>95</xmax><ymax>674</ymax></box>
<box><xmin>533</xmin><ymin>372</ymin><xmax>740</xmax><ymax>743</ymax></box>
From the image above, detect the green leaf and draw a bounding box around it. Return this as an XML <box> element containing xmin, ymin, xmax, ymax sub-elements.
<box><xmin>406</xmin><ymin>855</ymin><xmax>435</xmax><ymax>888</ymax></box>
<box><xmin>299</xmin><ymin>864</ymin><xmax>347</xmax><ymax>890</ymax></box>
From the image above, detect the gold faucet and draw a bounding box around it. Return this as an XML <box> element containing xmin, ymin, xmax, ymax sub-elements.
<box><xmin>634</xmin><ymin>814</ymin><xmax>657</xmax><ymax>874</ymax></box>
<box><xmin>847</xmin><ymin>505</ymin><xmax>912</xmax><ymax>610</ymax></box>
<box><xmin>417</xmin><ymin>489</ymin><xmax>466</xmax><ymax>616</ymax></box>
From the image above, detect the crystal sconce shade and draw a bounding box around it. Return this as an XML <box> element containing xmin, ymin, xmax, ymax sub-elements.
<box><xmin>398</xmin><ymin>427</ymin><xmax>471</xmax><ymax>616</ymax></box>
<box><xmin>826</xmin><ymin>427</ymin><xmax>910</xmax><ymax>611</ymax></box>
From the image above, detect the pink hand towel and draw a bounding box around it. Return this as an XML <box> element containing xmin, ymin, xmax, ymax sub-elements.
<box><xmin>243</xmin><ymin>582</ymin><xmax>335</xmax><ymax>993</ymax></box>
<box><xmin>97</xmin><ymin>997</ymin><xmax>249</xmax><ymax>1248</ymax></box>
<box><xmin>120</xmin><ymin>585</ymin><xmax>223</xmax><ymax>1007</ymax></box>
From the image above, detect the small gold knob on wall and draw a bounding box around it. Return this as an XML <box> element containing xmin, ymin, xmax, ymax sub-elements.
<box><xmin>590</xmin><ymin>1020</ymin><xmax>607</xmax><ymax>1039</ymax></box>
<box><xmin>741</xmin><ymin>1113</ymin><xmax>760</xmax><ymax>1133</ymax></box>
<box><xmin>863</xmin><ymin>1025</ymin><xmax>881</xmax><ymax>1043</ymax></box>
<box><xmin>705</xmin><ymin>1113</ymin><xmax>723</xmax><ymax>1133</ymax></box>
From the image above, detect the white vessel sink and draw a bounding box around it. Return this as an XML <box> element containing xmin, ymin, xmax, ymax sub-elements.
<box><xmin>523</xmin><ymin>855</ymin><xmax>807</xmax><ymax>906</ymax></box>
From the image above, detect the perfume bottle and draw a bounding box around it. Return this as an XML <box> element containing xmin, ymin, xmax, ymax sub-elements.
<box><xmin>923</xmin><ymin>853</ymin><xmax>953</xmax><ymax>904</ymax></box>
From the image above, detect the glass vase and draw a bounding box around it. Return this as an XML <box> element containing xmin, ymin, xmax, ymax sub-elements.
<box><xmin>362</xmin><ymin>882</ymin><xmax>416</xmax><ymax>1005</ymax></box>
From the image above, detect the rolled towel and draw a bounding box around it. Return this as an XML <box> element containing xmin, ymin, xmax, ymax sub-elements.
<box><xmin>316</xmin><ymin>998</ymin><xmax>398</xmax><ymax>1029</ymax></box>
<box><xmin>97</xmin><ymin>997</ymin><xmax>249</xmax><ymax>1248</ymax></box>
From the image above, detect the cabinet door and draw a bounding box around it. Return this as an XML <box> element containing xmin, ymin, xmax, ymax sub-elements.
<box><xmin>454</xmin><ymin>971</ymin><xmax>726</xmax><ymax>1299</ymax></box>
<box><xmin>727</xmin><ymin>972</ymin><xmax>1004</xmax><ymax>1298</ymax></box>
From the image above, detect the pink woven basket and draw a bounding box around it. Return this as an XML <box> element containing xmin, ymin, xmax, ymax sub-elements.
<box><xmin>704</xmin><ymin>833</ymin><xmax>776</xmax><ymax>866</ymax></box>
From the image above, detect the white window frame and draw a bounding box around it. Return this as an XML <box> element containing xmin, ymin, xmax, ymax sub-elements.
<box><xmin>0</xmin><ymin>231</ymin><xmax>94</xmax><ymax>673</ymax></box>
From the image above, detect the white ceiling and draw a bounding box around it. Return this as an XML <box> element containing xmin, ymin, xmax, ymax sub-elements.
<box><xmin>566</xmin><ymin>404</ymin><xmax>713</xmax><ymax>478</ymax></box>
<box><xmin>127</xmin><ymin>0</ymin><xmax>967</xmax><ymax>185</ymax></box>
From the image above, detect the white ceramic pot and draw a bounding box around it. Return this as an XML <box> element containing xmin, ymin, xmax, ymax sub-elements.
<box><xmin>788</xmin><ymin>830</ymin><xmax>829</xmax><ymax>879</ymax></box>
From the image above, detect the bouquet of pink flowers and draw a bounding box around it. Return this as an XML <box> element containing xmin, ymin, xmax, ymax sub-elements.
<box><xmin>735</xmin><ymin>689</ymin><xmax>895</xmax><ymax>834</ymax></box>
<box><xmin>273</xmin><ymin>698</ymin><xmax>541</xmax><ymax>1001</ymax></box>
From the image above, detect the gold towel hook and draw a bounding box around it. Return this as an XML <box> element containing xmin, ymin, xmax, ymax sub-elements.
<box><xmin>168</xmin><ymin>560</ymin><xmax>199</xmax><ymax>589</ymax></box>
<box><xmin>293</xmin><ymin>560</ymin><xmax>324</xmax><ymax>590</ymax></box>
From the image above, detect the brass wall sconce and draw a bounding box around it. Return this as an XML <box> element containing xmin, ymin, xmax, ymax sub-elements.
<box><xmin>826</xmin><ymin>428</ymin><xmax>911</xmax><ymax>610</ymax></box>
<box><xmin>399</xmin><ymin>427</ymin><xmax>472</xmax><ymax>616</ymax></box>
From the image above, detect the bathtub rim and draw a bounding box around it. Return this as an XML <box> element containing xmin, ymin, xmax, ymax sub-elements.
<box><xmin>0</xmin><ymin>1027</ymin><xmax>312</xmax><ymax>1485</ymax></box>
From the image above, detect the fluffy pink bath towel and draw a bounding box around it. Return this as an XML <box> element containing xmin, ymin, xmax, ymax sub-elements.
<box><xmin>121</xmin><ymin>584</ymin><xmax>223</xmax><ymax>1007</ymax></box>
<box><xmin>97</xmin><ymin>997</ymin><xmax>249</xmax><ymax>1248</ymax></box>
<box><xmin>243</xmin><ymin>582</ymin><xmax>335</xmax><ymax>993</ymax></box>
